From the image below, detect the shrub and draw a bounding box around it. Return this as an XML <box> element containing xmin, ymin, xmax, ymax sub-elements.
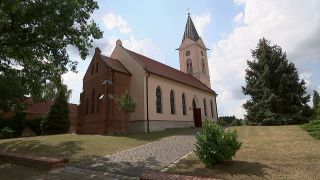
<box><xmin>195</xmin><ymin>121</ymin><xmax>242</xmax><ymax>167</ymax></box>
<box><xmin>26</xmin><ymin>118</ymin><xmax>43</xmax><ymax>135</ymax></box>
<box><xmin>301</xmin><ymin>119</ymin><xmax>320</xmax><ymax>139</ymax></box>
<box><xmin>0</xmin><ymin>112</ymin><xmax>26</xmax><ymax>137</ymax></box>
<box><xmin>0</xmin><ymin>127</ymin><xmax>15</xmax><ymax>139</ymax></box>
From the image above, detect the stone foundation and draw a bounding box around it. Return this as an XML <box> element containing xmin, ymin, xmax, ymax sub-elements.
<box><xmin>129</xmin><ymin>120</ymin><xmax>194</xmax><ymax>133</ymax></box>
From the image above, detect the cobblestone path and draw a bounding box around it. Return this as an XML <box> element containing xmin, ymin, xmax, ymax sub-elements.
<box><xmin>47</xmin><ymin>132</ymin><xmax>198</xmax><ymax>179</ymax></box>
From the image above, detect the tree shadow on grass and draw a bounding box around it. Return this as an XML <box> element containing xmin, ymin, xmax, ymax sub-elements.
<box><xmin>0</xmin><ymin>140</ymin><xmax>85</xmax><ymax>160</ymax></box>
<box><xmin>172</xmin><ymin>158</ymin><xmax>271</xmax><ymax>179</ymax></box>
<box><xmin>212</xmin><ymin>160</ymin><xmax>270</xmax><ymax>177</ymax></box>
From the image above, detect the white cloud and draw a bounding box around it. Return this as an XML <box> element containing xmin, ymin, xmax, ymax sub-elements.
<box><xmin>102</xmin><ymin>13</ymin><xmax>132</xmax><ymax>34</ymax></box>
<box><xmin>123</xmin><ymin>36</ymin><xmax>165</xmax><ymax>63</ymax></box>
<box><xmin>193</xmin><ymin>13</ymin><xmax>212</xmax><ymax>37</ymax></box>
<box><xmin>210</xmin><ymin>0</ymin><xmax>320</xmax><ymax>118</ymax></box>
<box><xmin>233</xmin><ymin>12</ymin><xmax>244</xmax><ymax>24</ymax></box>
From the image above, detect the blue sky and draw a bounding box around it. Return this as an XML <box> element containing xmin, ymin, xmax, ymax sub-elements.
<box><xmin>64</xmin><ymin>0</ymin><xmax>320</xmax><ymax>118</ymax></box>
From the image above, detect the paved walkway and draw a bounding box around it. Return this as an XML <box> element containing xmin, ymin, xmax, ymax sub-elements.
<box><xmin>47</xmin><ymin>131</ymin><xmax>197</xmax><ymax>179</ymax></box>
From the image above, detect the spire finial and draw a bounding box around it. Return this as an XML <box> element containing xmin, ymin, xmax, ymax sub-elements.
<box><xmin>187</xmin><ymin>8</ymin><xmax>190</xmax><ymax>16</ymax></box>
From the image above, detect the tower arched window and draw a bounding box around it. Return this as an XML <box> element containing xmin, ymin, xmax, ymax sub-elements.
<box><xmin>156</xmin><ymin>86</ymin><xmax>162</xmax><ymax>113</ymax></box>
<box><xmin>210</xmin><ymin>100</ymin><xmax>214</xmax><ymax>118</ymax></box>
<box><xmin>187</xmin><ymin>59</ymin><xmax>193</xmax><ymax>74</ymax></box>
<box><xmin>202</xmin><ymin>59</ymin><xmax>205</xmax><ymax>73</ymax></box>
<box><xmin>91</xmin><ymin>89</ymin><xmax>95</xmax><ymax>113</ymax></box>
<box><xmin>182</xmin><ymin>93</ymin><xmax>186</xmax><ymax>115</ymax></box>
<box><xmin>96</xmin><ymin>62</ymin><xmax>99</xmax><ymax>73</ymax></box>
<box><xmin>203</xmin><ymin>98</ymin><xmax>207</xmax><ymax>116</ymax></box>
<box><xmin>170</xmin><ymin>90</ymin><xmax>175</xmax><ymax>114</ymax></box>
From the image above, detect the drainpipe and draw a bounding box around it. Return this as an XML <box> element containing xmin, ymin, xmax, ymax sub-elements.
<box><xmin>214</xmin><ymin>93</ymin><xmax>219</xmax><ymax>122</ymax></box>
<box><xmin>146</xmin><ymin>72</ymin><xmax>151</xmax><ymax>133</ymax></box>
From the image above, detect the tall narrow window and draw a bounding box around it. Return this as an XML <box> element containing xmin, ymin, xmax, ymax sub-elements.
<box><xmin>96</xmin><ymin>62</ymin><xmax>99</xmax><ymax>73</ymax></box>
<box><xmin>203</xmin><ymin>98</ymin><xmax>207</xmax><ymax>116</ymax></box>
<box><xmin>210</xmin><ymin>100</ymin><xmax>214</xmax><ymax>118</ymax></box>
<box><xmin>156</xmin><ymin>86</ymin><xmax>162</xmax><ymax>113</ymax></box>
<box><xmin>192</xmin><ymin>99</ymin><xmax>196</xmax><ymax>109</ymax></box>
<box><xmin>182</xmin><ymin>93</ymin><xmax>186</xmax><ymax>115</ymax></box>
<box><xmin>170</xmin><ymin>90</ymin><xmax>175</xmax><ymax>114</ymax></box>
<box><xmin>187</xmin><ymin>59</ymin><xmax>193</xmax><ymax>74</ymax></box>
<box><xmin>91</xmin><ymin>89</ymin><xmax>95</xmax><ymax>113</ymax></box>
<box><xmin>202</xmin><ymin>59</ymin><xmax>205</xmax><ymax>73</ymax></box>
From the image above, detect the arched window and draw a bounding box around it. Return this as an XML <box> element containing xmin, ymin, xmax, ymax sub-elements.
<box><xmin>210</xmin><ymin>100</ymin><xmax>214</xmax><ymax>118</ymax></box>
<box><xmin>192</xmin><ymin>98</ymin><xmax>196</xmax><ymax>109</ymax></box>
<box><xmin>182</xmin><ymin>93</ymin><xmax>186</xmax><ymax>115</ymax></box>
<box><xmin>156</xmin><ymin>86</ymin><xmax>162</xmax><ymax>113</ymax></box>
<box><xmin>203</xmin><ymin>98</ymin><xmax>207</xmax><ymax>116</ymax></box>
<box><xmin>187</xmin><ymin>59</ymin><xmax>193</xmax><ymax>74</ymax></box>
<box><xmin>170</xmin><ymin>90</ymin><xmax>175</xmax><ymax>114</ymax></box>
<box><xmin>202</xmin><ymin>59</ymin><xmax>205</xmax><ymax>73</ymax></box>
<box><xmin>96</xmin><ymin>62</ymin><xmax>99</xmax><ymax>73</ymax></box>
<box><xmin>86</xmin><ymin>98</ymin><xmax>89</xmax><ymax>115</ymax></box>
<box><xmin>91</xmin><ymin>89</ymin><xmax>95</xmax><ymax>113</ymax></box>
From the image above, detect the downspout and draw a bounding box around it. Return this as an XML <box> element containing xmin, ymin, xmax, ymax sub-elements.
<box><xmin>146</xmin><ymin>72</ymin><xmax>151</xmax><ymax>133</ymax></box>
<box><xmin>214</xmin><ymin>93</ymin><xmax>219</xmax><ymax>122</ymax></box>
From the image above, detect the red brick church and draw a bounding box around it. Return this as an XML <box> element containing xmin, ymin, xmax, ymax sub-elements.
<box><xmin>76</xmin><ymin>14</ymin><xmax>218</xmax><ymax>134</ymax></box>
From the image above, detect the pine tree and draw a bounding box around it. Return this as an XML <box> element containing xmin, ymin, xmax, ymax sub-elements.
<box><xmin>41</xmin><ymin>85</ymin><xmax>70</xmax><ymax>134</ymax></box>
<box><xmin>242</xmin><ymin>38</ymin><xmax>310</xmax><ymax>125</ymax></box>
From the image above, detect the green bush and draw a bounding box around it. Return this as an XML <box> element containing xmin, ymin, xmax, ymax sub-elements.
<box><xmin>301</xmin><ymin>119</ymin><xmax>320</xmax><ymax>139</ymax></box>
<box><xmin>26</xmin><ymin>119</ymin><xmax>43</xmax><ymax>135</ymax></box>
<box><xmin>0</xmin><ymin>112</ymin><xmax>26</xmax><ymax>137</ymax></box>
<box><xmin>0</xmin><ymin>127</ymin><xmax>15</xmax><ymax>139</ymax></box>
<box><xmin>195</xmin><ymin>121</ymin><xmax>242</xmax><ymax>167</ymax></box>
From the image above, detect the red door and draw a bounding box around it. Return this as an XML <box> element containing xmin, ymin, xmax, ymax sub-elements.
<box><xmin>193</xmin><ymin>108</ymin><xmax>202</xmax><ymax>127</ymax></box>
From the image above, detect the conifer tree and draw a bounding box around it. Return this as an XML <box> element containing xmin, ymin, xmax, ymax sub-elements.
<box><xmin>41</xmin><ymin>85</ymin><xmax>70</xmax><ymax>134</ymax></box>
<box><xmin>242</xmin><ymin>38</ymin><xmax>310</xmax><ymax>125</ymax></box>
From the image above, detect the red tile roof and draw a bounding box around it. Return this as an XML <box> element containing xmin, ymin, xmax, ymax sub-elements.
<box><xmin>26</xmin><ymin>102</ymin><xmax>78</xmax><ymax>114</ymax></box>
<box><xmin>124</xmin><ymin>48</ymin><xmax>215</xmax><ymax>94</ymax></box>
<box><xmin>99</xmin><ymin>55</ymin><xmax>131</xmax><ymax>75</ymax></box>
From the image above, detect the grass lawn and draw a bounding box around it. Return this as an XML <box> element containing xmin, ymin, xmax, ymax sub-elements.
<box><xmin>0</xmin><ymin>128</ymin><xmax>197</xmax><ymax>179</ymax></box>
<box><xmin>0</xmin><ymin>128</ymin><xmax>196</xmax><ymax>163</ymax></box>
<box><xmin>169</xmin><ymin>125</ymin><xmax>320</xmax><ymax>180</ymax></box>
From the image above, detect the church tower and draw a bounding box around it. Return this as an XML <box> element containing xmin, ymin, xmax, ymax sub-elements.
<box><xmin>178</xmin><ymin>13</ymin><xmax>211</xmax><ymax>88</ymax></box>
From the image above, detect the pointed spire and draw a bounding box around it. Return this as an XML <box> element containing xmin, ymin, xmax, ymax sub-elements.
<box><xmin>182</xmin><ymin>13</ymin><xmax>200</xmax><ymax>42</ymax></box>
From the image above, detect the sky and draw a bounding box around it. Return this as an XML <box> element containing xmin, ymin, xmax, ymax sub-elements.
<box><xmin>63</xmin><ymin>0</ymin><xmax>320</xmax><ymax>118</ymax></box>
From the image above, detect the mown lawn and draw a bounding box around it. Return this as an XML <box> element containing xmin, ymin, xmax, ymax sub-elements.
<box><xmin>0</xmin><ymin>128</ymin><xmax>197</xmax><ymax>179</ymax></box>
<box><xmin>0</xmin><ymin>128</ymin><xmax>196</xmax><ymax>163</ymax></box>
<box><xmin>169</xmin><ymin>125</ymin><xmax>320</xmax><ymax>180</ymax></box>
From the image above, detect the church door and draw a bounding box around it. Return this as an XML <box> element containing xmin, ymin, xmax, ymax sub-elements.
<box><xmin>193</xmin><ymin>108</ymin><xmax>202</xmax><ymax>127</ymax></box>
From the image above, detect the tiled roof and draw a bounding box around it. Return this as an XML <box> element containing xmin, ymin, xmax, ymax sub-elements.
<box><xmin>182</xmin><ymin>14</ymin><xmax>200</xmax><ymax>42</ymax></box>
<box><xmin>124</xmin><ymin>48</ymin><xmax>215</xmax><ymax>94</ymax></box>
<box><xmin>26</xmin><ymin>102</ymin><xmax>78</xmax><ymax>114</ymax></box>
<box><xmin>99</xmin><ymin>55</ymin><xmax>131</xmax><ymax>75</ymax></box>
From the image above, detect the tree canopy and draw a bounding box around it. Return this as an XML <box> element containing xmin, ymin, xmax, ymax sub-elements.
<box><xmin>242</xmin><ymin>38</ymin><xmax>311</xmax><ymax>125</ymax></box>
<box><xmin>0</xmin><ymin>0</ymin><xmax>102</xmax><ymax>111</ymax></box>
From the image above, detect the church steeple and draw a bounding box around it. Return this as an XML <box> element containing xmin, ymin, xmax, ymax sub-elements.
<box><xmin>178</xmin><ymin>13</ymin><xmax>211</xmax><ymax>88</ymax></box>
<box><xmin>182</xmin><ymin>13</ymin><xmax>200</xmax><ymax>42</ymax></box>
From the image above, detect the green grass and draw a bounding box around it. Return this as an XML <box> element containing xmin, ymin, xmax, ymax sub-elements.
<box><xmin>301</xmin><ymin>119</ymin><xmax>320</xmax><ymax>139</ymax></box>
<box><xmin>0</xmin><ymin>127</ymin><xmax>196</xmax><ymax>163</ymax></box>
<box><xmin>169</xmin><ymin>125</ymin><xmax>320</xmax><ymax>180</ymax></box>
